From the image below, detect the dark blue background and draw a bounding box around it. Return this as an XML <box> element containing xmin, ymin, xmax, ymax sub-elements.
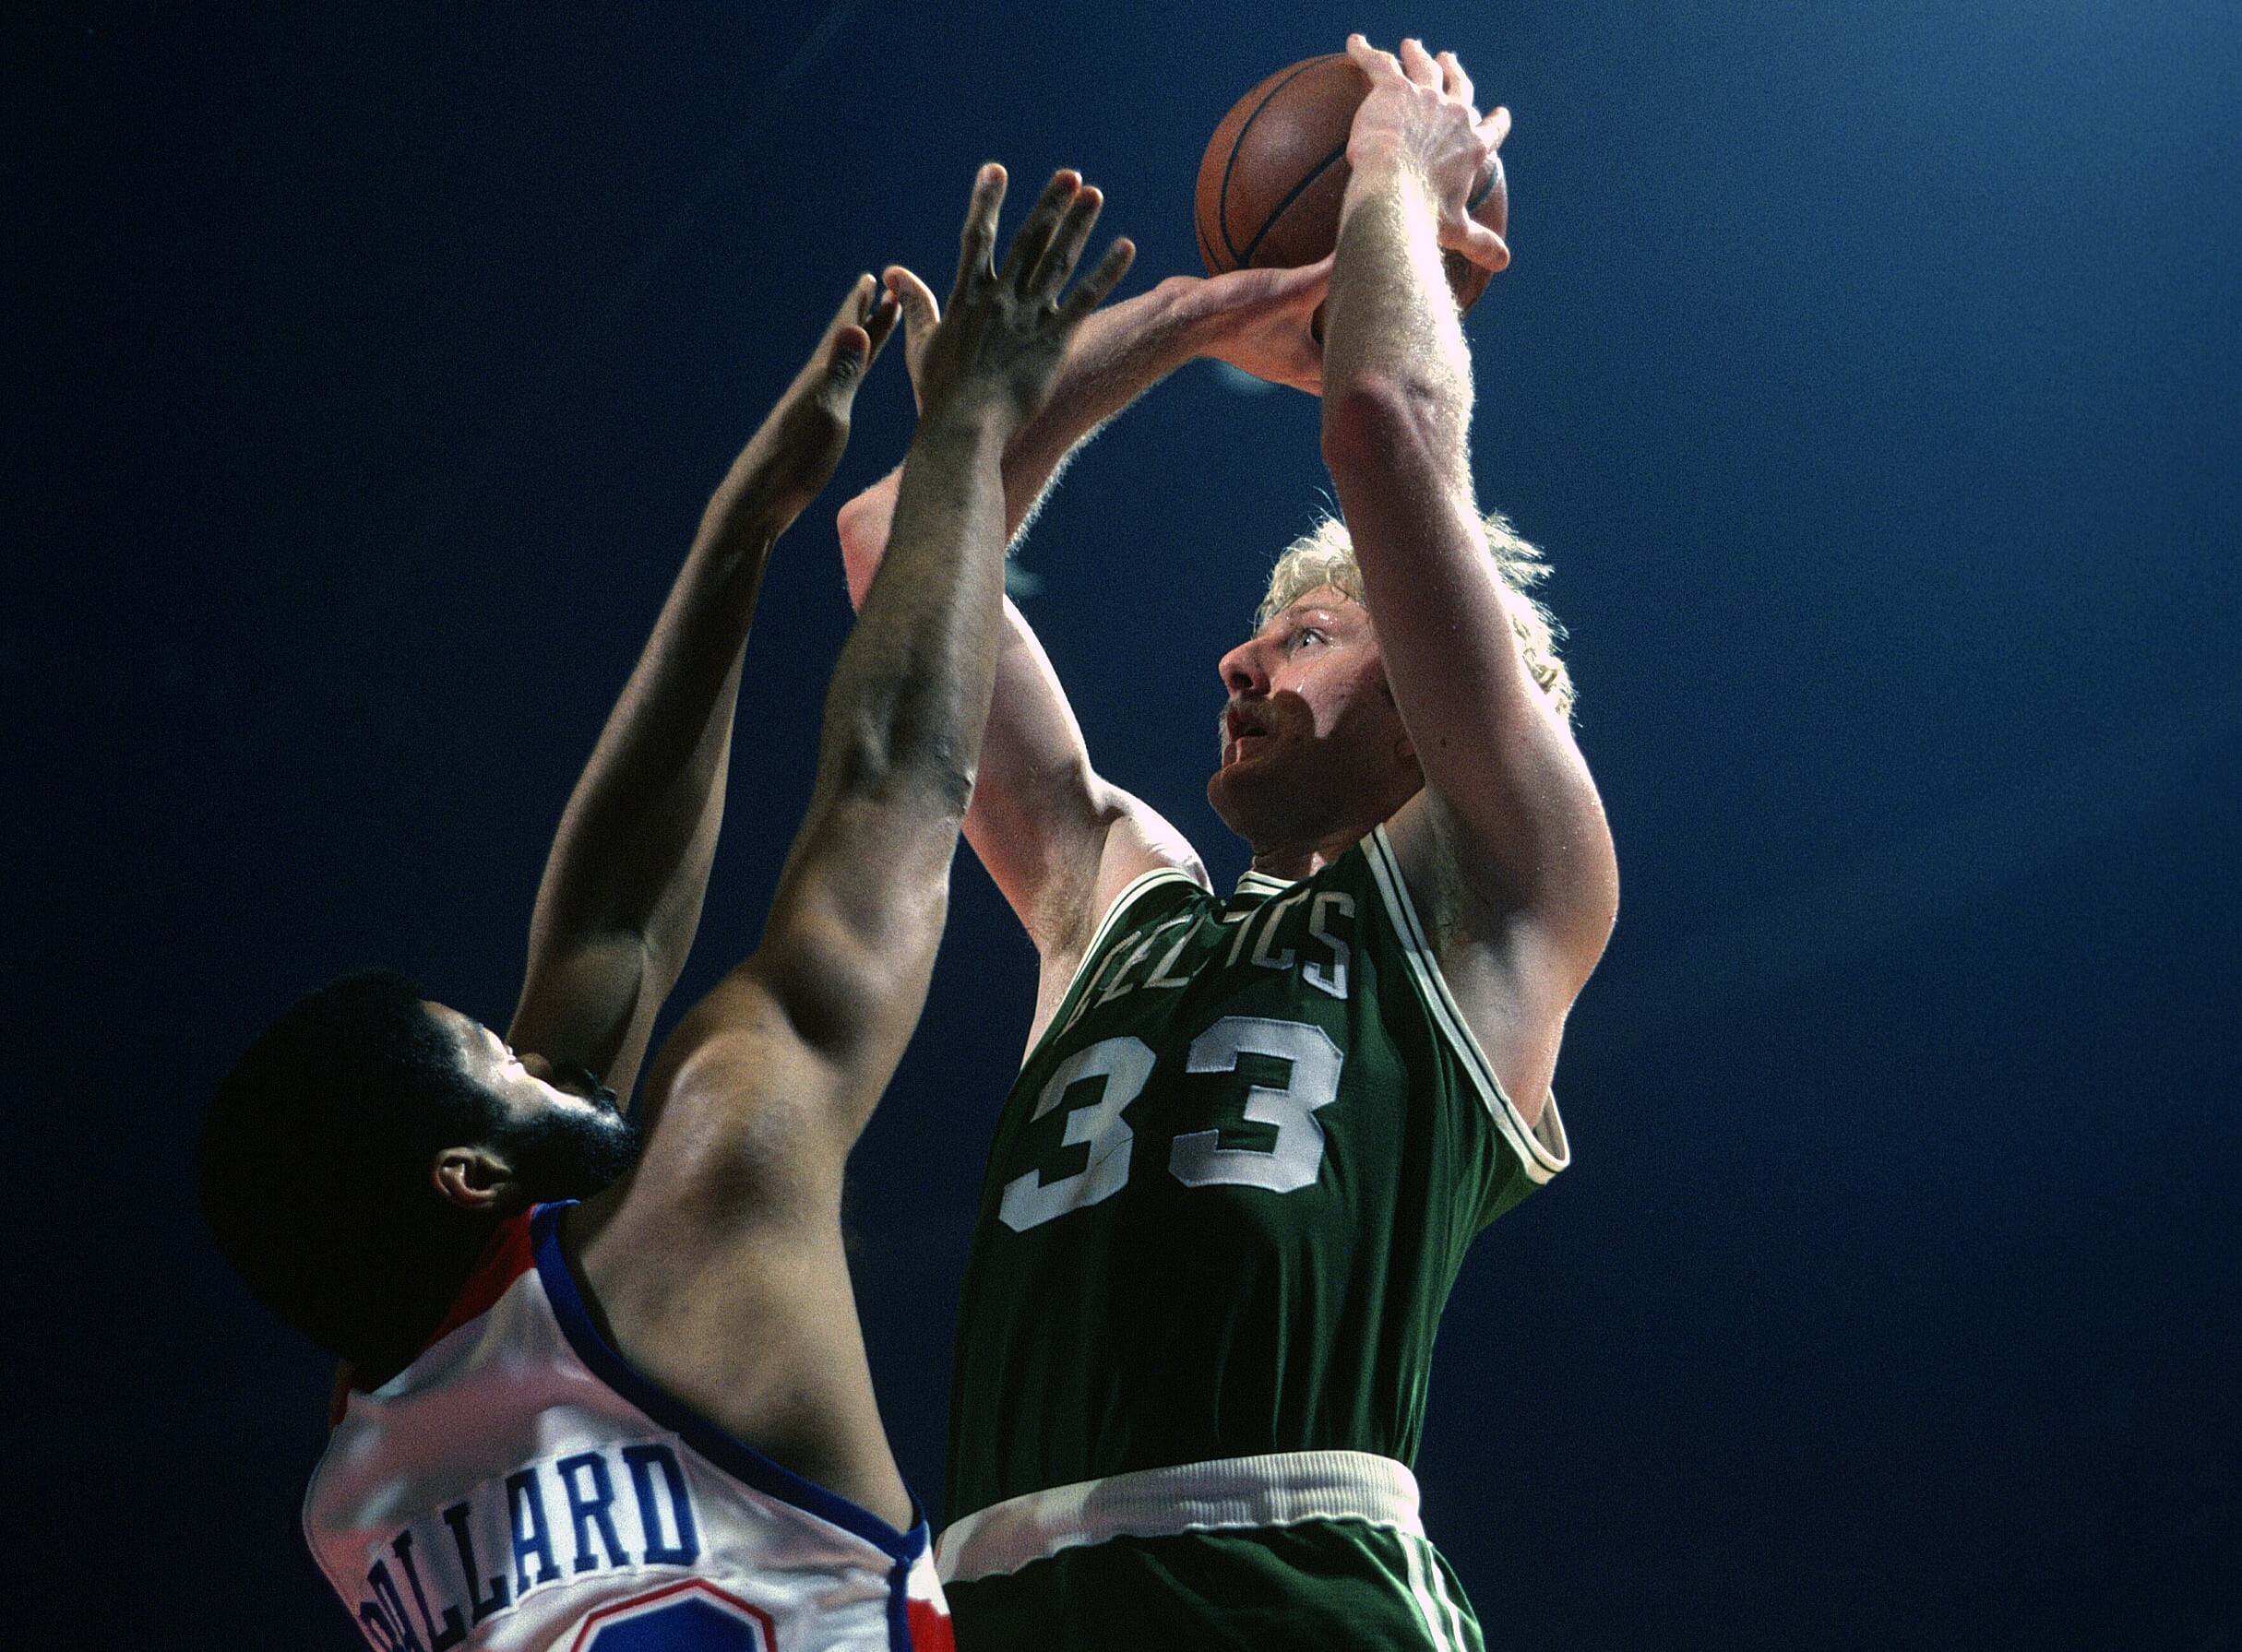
<box><xmin>8</xmin><ymin>2</ymin><xmax>2237</xmax><ymax>1646</ymax></box>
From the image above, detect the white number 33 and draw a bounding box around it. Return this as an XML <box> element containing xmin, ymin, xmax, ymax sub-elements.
<box><xmin>998</xmin><ymin>1017</ymin><xmax>1343</xmax><ymax>1232</ymax></box>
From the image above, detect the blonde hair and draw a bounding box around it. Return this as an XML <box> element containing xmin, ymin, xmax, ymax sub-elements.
<box><xmin>1255</xmin><ymin>509</ymin><xmax>1576</xmax><ymax>719</ymax></box>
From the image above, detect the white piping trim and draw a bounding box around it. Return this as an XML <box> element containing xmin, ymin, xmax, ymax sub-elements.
<box><xmin>1022</xmin><ymin>866</ymin><xmax>1204</xmax><ymax>1071</ymax></box>
<box><xmin>1420</xmin><ymin>1532</ymin><xmax>1473</xmax><ymax>1650</ymax></box>
<box><xmin>1362</xmin><ymin>826</ymin><xmax>1568</xmax><ymax>1184</ymax></box>
<box><xmin>936</xmin><ymin>1450</ymin><xmax>1424</xmax><ymax>1585</ymax></box>
<box><xmin>1075</xmin><ymin>867</ymin><xmax>1201</xmax><ymax>994</ymax></box>
<box><xmin>1401</xmin><ymin>1530</ymin><xmax>1457</xmax><ymax>1652</ymax></box>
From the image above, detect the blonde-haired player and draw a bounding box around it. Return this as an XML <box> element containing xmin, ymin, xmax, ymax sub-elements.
<box><xmin>839</xmin><ymin>36</ymin><xmax>1616</xmax><ymax>1650</ymax></box>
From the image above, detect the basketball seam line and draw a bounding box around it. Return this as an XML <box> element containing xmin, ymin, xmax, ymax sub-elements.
<box><xmin>1216</xmin><ymin>55</ymin><xmax>1333</xmax><ymax>267</ymax></box>
<box><xmin>1197</xmin><ymin>220</ymin><xmax>1223</xmax><ymax>279</ymax></box>
<box><xmin>1237</xmin><ymin>141</ymin><xmax>1348</xmax><ymax>269</ymax></box>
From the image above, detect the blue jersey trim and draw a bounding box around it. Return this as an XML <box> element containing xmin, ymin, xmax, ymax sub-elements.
<box><xmin>887</xmin><ymin>1557</ymin><xmax>912</xmax><ymax>1648</ymax></box>
<box><xmin>529</xmin><ymin>1202</ymin><xmax>932</xmax><ymax>1566</ymax></box>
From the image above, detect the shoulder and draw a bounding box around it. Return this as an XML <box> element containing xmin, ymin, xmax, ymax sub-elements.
<box><xmin>1084</xmin><ymin>790</ymin><xmax>1210</xmax><ymax>933</ymax></box>
<box><xmin>1373</xmin><ymin>797</ymin><xmax>1582</xmax><ymax>1129</ymax></box>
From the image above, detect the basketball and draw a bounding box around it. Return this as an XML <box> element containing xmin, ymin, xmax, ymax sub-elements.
<box><xmin>1194</xmin><ymin>53</ymin><xmax>1508</xmax><ymax>314</ymax></box>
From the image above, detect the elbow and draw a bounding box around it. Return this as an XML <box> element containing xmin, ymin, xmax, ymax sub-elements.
<box><xmin>902</xmin><ymin>736</ymin><xmax>979</xmax><ymax>826</ymax></box>
<box><xmin>827</xmin><ymin>710</ymin><xmax>978</xmax><ymax>826</ymax></box>
<box><xmin>1319</xmin><ymin>371</ymin><xmax>1448</xmax><ymax>481</ymax></box>
<box><xmin>834</xmin><ymin>487</ymin><xmax>876</xmax><ymax>553</ymax></box>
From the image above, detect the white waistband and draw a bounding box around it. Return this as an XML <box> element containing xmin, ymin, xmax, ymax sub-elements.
<box><xmin>936</xmin><ymin>1450</ymin><xmax>1423</xmax><ymax>1584</ymax></box>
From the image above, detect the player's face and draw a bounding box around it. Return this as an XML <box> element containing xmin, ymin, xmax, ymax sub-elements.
<box><xmin>1206</xmin><ymin>588</ymin><xmax>1420</xmax><ymax>844</ymax></box>
<box><xmin>423</xmin><ymin>1003</ymin><xmax>642</xmax><ymax>1201</ymax></box>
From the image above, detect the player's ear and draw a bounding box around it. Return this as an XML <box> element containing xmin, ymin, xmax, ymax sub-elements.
<box><xmin>431</xmin><ymin>1146</ymin><xmax>514</xmax><ymax>1211</ymax></box>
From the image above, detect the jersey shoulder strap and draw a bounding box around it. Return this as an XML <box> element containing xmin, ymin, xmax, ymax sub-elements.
<box><xmin>1026</xmin><ymin>865</ymin><xmax>1210</xmax><ymax>1070</ymax></box>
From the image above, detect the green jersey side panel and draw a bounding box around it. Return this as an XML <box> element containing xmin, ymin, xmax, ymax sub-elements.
<box><xmin>947</xmin><ymin>828</ymin><xmax>1567</xmax><ymax>1521</ymax></box>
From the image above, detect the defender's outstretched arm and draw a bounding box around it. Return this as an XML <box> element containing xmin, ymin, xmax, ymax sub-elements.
<box><xmin>566</xmin><ymin>173</ymin><xmax>1132</xmax><ymax>1522</ymax></box>
<box><xmin>638</xmin><ymin>167</ymin><xmax>1136</xmax><ymax>1176</ymax></box>
<box><xmin>506</xmin><ymin>279</ymin><xmax>900</xmax><ymax>1098</ymax></box>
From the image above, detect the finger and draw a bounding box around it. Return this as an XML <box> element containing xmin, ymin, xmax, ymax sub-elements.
<box><xmin>1346</xmin><ymin>33</ymin><xmax>1404</xmax><ymax>86</ymax></box>
<box><xmin>818</xmin><ymin>274</ymin><xmax>878</xmax><ymax>382</ymax></box>
<box><xmin>827</xmin><ymin>323</ymin><xmax>873</xmax><ymax>381</ymax></box>
<box><xmin>1438</xmin><ymin>50</ymin><xmax>1474</xmax><ymax>109</ymax></box>
<box><xmin>952</xmin><ymin>162</ymin><xmax>1008</xmax><ymax>299</ymax></box>
<box><xmin>997</xmin><ymin>169</ymin><xmax>1081</xmax><ymax>295</ymax></box>
<box><xmin>828</xmin><ymin>272</ymin><xmax>878</xmax><ymax>336</ymax></box>
<box><xmin>885</xmin><ymin>265</ymin><xmax>941</xmax><ymax>338</ymax></box>
<box><xmin>860</xmin><ymin>287</ymin><xmax>903</xmax><ymax>364</ymax></box>
<box><xmin>1264</xmin><ymin>249</ymin><xmax>1327</xmax><ymax>304</ymax></box>
<box><xmin>1029</xmin><ymin>183</ymin><xmax>1103</xmax><ymax>303</ymax></box>
<box><xmin>1456</xmin><ymin>221</ymin><xmax>1510</xmax><ymax>273</ymax></box>
<box><xmin>1398</xmin><ymin>37</ymin><xmax>1440</xmax><ymax>89</ymax></box>
<box><xmin>1250</xmin><ymin>252</ymin><xmax>1332</xmax><ymax>305</ymax></box>
<box><xmin>1059</xmin><ymin>235</ymin><xmax>1135</xmax><ymax>322</ymax></box>
<box><xmin>1478</xmin><ymin>105</ymin><xmax>1512</xmax><ymax>148</ymax></box>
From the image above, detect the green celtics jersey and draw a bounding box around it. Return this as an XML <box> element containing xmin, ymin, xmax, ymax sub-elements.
<box><xmin>946</xmin><ymin>825</ymin><xmax>1569</xmax><ymax>1523</ymax></box>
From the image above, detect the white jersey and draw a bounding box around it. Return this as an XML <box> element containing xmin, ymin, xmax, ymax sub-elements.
<box><xmin>304</xmin><ymin>1203</ymin><xmax>952</xmax><ymax>1651</ymax></box>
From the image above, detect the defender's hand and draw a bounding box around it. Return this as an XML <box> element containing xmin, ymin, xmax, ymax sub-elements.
<box><xmin>1163</xmin><ymin>257</ymin><xmax>1331</xmax><ymax>395</ymax></box>
<box><xmin>1343</xmin><ymin>34</ymin><xmax>1511</xmax><ymax>274</ymax></box>
<box><xmin>910</xmin><ymin>164</ymin><xmax>1136</xmax><ymax>430</ymax></box>
<box><xmin>741</xmin><ymin>273</ymin><xmax>902</xmax><ymax>529</ymax></box>
<box><xmin>881</xmin><ymin>263</ymin><xmax>942</xmax><ymax>416</ymax></box>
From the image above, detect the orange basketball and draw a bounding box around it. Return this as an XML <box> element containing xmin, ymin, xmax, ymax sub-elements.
<box><xmin>1194</xmin><ymin>53</ymin><xmax>1507</xmax><ymax>313</ymax></box>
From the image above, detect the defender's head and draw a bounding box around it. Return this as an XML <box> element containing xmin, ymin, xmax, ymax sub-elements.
<box><xmin>1207</xmin><ymin>509</ymin><xmax>1574</xmax><ymax>852</ymax></box>
<box><xmin>197</xmin><ymin>970</ymin><xmax>641</xmax><ymax>1374</ymax></box>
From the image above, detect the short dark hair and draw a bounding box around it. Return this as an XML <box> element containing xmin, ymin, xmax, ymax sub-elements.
<box><xmin>198</xmin><ymin>969</ymin><xmax>501</xmax><ymax>1372</ymax></box>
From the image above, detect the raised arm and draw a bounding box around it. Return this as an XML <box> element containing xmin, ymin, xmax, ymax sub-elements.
<box><xmin>505</xmin><ymin>279</ymin><xmax>900</xmax><ymax>1099</ymax></box>
<box><xmin>831</xmin><ymin>262</ymin><xmax>1328</xmax><ymax>1007</ymax></box>
<box><xmin>638</xmin><ymin>166</ymin><xmax>1136</xmax><ymax>1182</ymax></box>
<box><xmin>558</xmin><ymin>177</ymin><xmax>1133</xmax><ymax>1519</ymax></box>
<box><xmin>1319</xmin><ymin>39</ymin><xmax>1617</xmax><ymax>1018</ymax></box>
